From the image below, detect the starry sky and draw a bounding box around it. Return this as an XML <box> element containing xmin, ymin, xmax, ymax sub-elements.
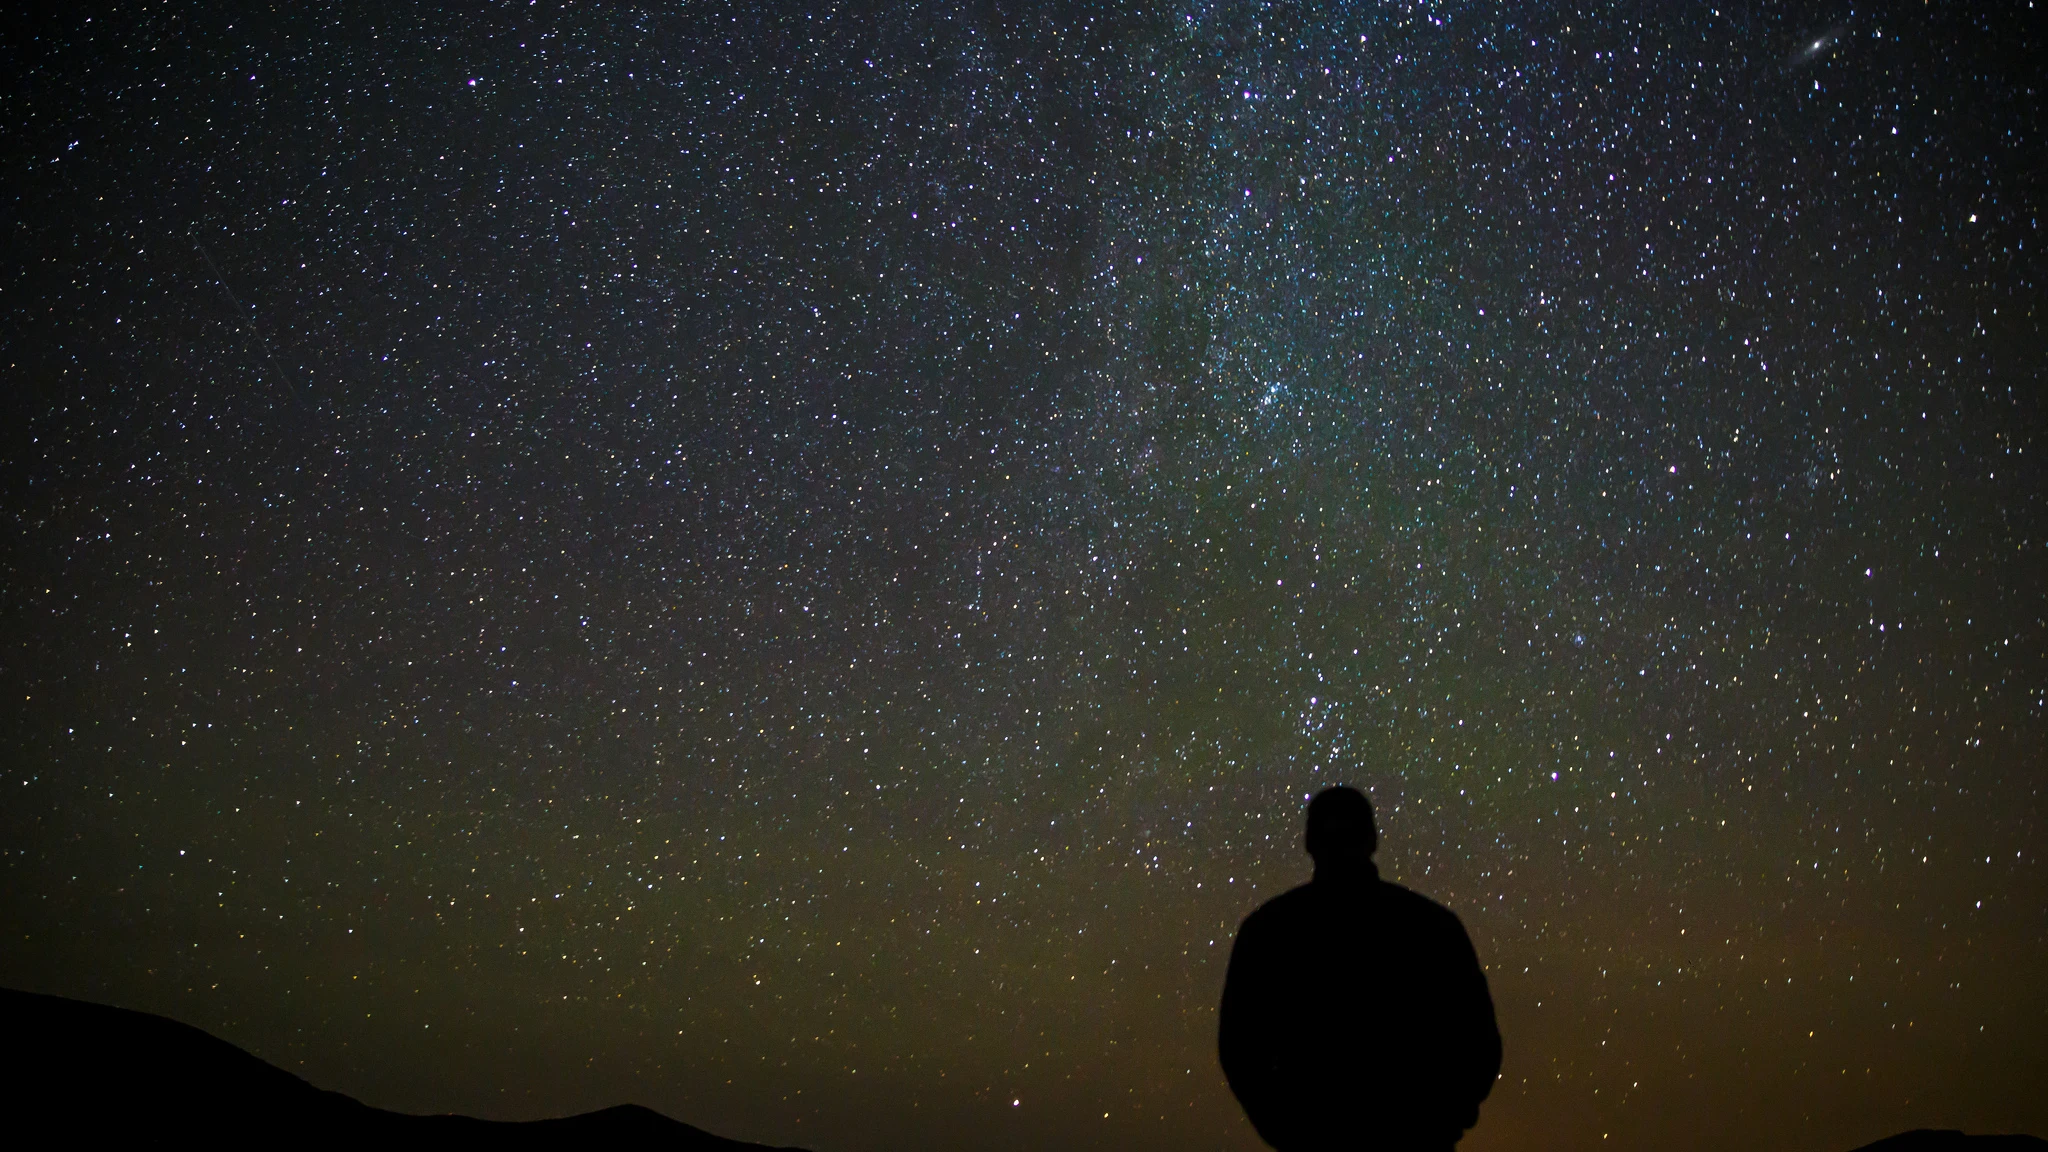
<box><xmin>3</xmin><ymin>3</ymin><xmax>2043</xmax><ymax>1149</ymax></box>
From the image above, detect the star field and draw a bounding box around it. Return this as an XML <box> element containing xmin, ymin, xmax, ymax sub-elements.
<box><xmin>2</xmin><ymin>3</ymin><xmax>2043</xmax><ymax>1150</ymax></box>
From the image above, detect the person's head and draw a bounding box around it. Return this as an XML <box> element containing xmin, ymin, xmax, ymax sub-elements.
<box><xmin>1304</xmin><ymin>785</ymin><xmax>1377</xmax><ymax>867</ymax></box>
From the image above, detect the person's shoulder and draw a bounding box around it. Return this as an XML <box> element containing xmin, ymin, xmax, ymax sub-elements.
<box><xmin>1241</xmin><ymin>881</ymin><xmax>1319</xmax><ymax>927</ymax></box>
<box><xmin>1375</xmin><ymin>878</ymin><xmax>1468</xmax><ymax>926</ymax></box>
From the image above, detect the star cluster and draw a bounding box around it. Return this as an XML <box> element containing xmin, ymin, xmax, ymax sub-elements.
<box><xmin>2</xmin><ymin>3</ymin><xmax>2042</xmax><ymax>1150</ymax></box>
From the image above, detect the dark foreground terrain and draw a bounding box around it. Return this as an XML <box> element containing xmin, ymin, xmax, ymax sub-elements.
<box><xmin>2</xmin><ymin>987</ymin><xmax>2039</xmax><ymax>1150</ymax></box>
<box><xmin>0</xmin><ymin>987</ymin><xmax>805</xmax><ymax>1148</ymax></box>
<box><xmin>1851</xmin><ymin>1135</ymin><xmax>2048</xmax><ymax>1152</ymax></box>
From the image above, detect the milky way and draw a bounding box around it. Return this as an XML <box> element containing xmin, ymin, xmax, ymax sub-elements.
<box><xmin>3</xmin><ymin>4</ymin><xmax>2042</xmax><ymax>1150</ymax></box>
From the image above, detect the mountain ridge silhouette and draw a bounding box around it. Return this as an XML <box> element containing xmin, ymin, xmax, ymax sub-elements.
<box><xmin>0</xmin><ymin>986</ymin><xmax>808</xmax><ymax>1148</ymax></box>
<box><xmin>3</xmin><ymin>986</ymin><xmax>2038</xmax><ymax>1149</ymax></box>
<box><xmin>1849</xmin><ymin>1134</ymin><xmax>2048</xmax><ymax>1152</ymax></box>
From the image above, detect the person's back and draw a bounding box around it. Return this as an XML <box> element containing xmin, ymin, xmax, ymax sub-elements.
<box><xmin>1219</xmin><ymin>787</ymin><xmax>1500</xmax><ymax>1151</ymax></box>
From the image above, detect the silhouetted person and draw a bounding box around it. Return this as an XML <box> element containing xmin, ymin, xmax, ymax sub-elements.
<box><xmin>1219</xmin><ymin>786</ymin><xmax>1501</xmax><ymax>1151</ymax></box>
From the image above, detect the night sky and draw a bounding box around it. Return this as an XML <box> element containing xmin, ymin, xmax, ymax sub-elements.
<box><xmin>3</xmin><ymin>3</ymin><xmax>2043</xmax><ymax>1149</ymax></box>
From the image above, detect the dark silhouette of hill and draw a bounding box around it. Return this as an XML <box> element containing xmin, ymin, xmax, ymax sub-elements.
<box><xmin>1849</xmin><ymin>1133</ymin><xmax>2048</xmax><ymax>1151</ymax></box>
<box><xmin>0</xmin><ymin>987</ymin><xmax>807</xmax><ymax>1148</ymax></box>
<box><xmin>7</xmin><ymin>986</ymin><xmax>2038</xmax><ymax>1150</ymax></box>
